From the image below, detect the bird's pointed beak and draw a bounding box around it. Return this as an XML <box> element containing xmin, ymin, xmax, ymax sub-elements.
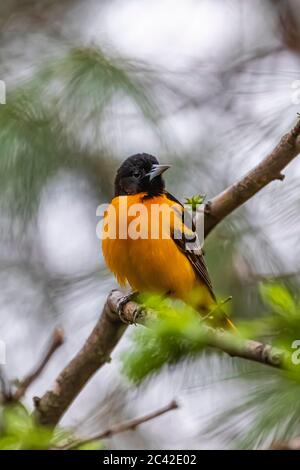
<box><xmin>147</xmin><ymin>164</ymin><xmax>171</xmax><ymax>181</ymax></box>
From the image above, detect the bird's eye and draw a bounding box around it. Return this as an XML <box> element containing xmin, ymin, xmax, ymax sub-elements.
<box><xmin>133</xmin><ymin>171</ymin><xmax>140</xmax><ymax>178</ymax></box>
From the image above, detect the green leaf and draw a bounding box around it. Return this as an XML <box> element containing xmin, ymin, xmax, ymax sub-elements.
<box><xmin>0</xmin><ymin>436</ymin><xmax>21</xmax><ymax>450</ymax></box>
<box><xmin>260</xmin><ymin>283</ymin><xmax>296</xmax><ymax>316</ymax></box>
<box><xmin>77</xmin><ymin>440</ymin><xmax>104</xmax><ymax>450</ymax></box>
<box><xmin>0</xmin><ymin>404</ymin><xmax>54</xmax><ymax>450</ymax></box>
<box><xmin>184</xmin><ymin>194</ymin><xmax>206</xmax><ymax>211</ymax></box>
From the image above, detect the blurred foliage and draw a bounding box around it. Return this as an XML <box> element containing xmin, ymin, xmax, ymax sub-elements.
<box><xmin>122</xmin><ymin>283</ymin><xmax>300</xmax><ymax>448</ymax></box>
<box><xmin>0</xmin><ymin>46</ymin><xmax>158</xmax><ymax>216</ymax></box>
<box><xmin>229</xmin><ymin>369</ymin><xmax>300</xmax><ymax>449</ymax></box>
<box><xmin>0</xmin><ymin>404</ymin><xmax>54</xmax><ymax>450</ymax></box>
<box><xmin>239</xmin><ymin>282</ymin><xmax>300</xmax><ymax>349</ymax></box>
<box><xmin>0</xmin><ymin>402</ymin><xmax>104</xmax><ymax>450</ymax></box>
<box><xmin>218</xmin><ymin>283</ymin><xmax>300</xmax><ymax>448</ymax></box>
<box><xmin>0</xmin><ymin>88</ymin><xmax>70</xmax><ymax>214</ymax></box>
<box><xmin>76</xmin><ymin>440</ymin><xmax>104</xmax><ymax>450</ymax></box>
<box><xmin>122</xmin><ymin>294</ymin><xmax>225</xmax><ymax>383</ymax></box>
<box><xmin>50</xmin><ymin>47</ymin><xmax>157</xmax><ymax>122</ymax></box>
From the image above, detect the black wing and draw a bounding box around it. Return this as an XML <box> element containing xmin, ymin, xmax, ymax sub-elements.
<box><xmin>165</xmin><ymin>191</ymin><xmax>216</xmax><ymax>301</ymax></box>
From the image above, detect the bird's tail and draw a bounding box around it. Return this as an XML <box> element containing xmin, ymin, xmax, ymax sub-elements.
<box><xmin>185</xmin><ymin>287</ymin><xmax>237</xmax><ymax>331</ymax></box>
<box><xmin>221</xmin><ymin>313</ymin><xmax>238</xmax><ymax>332</ymax></box>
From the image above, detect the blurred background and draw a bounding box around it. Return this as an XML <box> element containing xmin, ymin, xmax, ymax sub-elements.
<box><xmin>1</xmin><ymin>0</ymin><xmax>300</xmax><ymax>449</ymax></box>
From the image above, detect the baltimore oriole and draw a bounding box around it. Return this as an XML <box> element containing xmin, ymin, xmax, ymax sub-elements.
<box><xmin>102</xmin><ymin>153</ymin><xmax>234</xmax><ymax>329</ymax></box>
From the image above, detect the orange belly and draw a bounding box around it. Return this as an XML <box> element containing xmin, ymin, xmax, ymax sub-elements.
<box><xmin>102</xmin><ymin>193</ymin><xmax>213</xmax><ymax>307</ymax></box>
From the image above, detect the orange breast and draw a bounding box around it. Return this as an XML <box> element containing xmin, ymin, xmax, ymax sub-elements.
<box><xmin>102</xmin><ymin>194</ymin><xmax>196</xmax><ymax>294</ymax></box>
<box><xmin>102</xmin><ymin>194</ymin><xmax>211</xmax><ymax>305</ymax></box>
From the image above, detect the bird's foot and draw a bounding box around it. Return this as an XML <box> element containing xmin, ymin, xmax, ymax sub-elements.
<box><xmin>117</xmin><ymin>291</ymin><xmax>140</xmax><ymax>324</ymax></box>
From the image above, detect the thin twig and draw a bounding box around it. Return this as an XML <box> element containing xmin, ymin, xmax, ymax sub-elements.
<box><xmin>13</xmin><ymin>328</ymin><xmax>64</xmax><ymax>402</ymax></box>
<box><xmin>61</xmin><ymin>400</ymin><xmax>178</xmax><ymax>450</ymax></box>
<box><xmin>0</xmin><ymin>367</ymin><xmax>12</xmax><ymax>403</ymax></box>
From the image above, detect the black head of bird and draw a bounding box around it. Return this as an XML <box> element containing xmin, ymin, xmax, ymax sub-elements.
<box><xmin>114</xmin><ymin>153</ymin><xmax>170</xmax><ymax>197</ymax></box>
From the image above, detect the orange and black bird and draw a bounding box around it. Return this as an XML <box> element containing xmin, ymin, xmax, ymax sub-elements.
<box><xmin>102</xmin><ymin>153</ymin><xmax>234</xmax><ymax>329</ymax></box>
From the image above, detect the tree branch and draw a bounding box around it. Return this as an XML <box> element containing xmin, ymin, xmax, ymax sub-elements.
<box><xmin>36</xmin><ymin>290</ymin><xmax>287</xmax><ymax>427</ymax></box>
<box><xmin>13</xmin><ymin>328</ymin><xmax>64</xmax><ymax>402</ymax></box>
<box><xmin>108</xmin><ymin>291</ymin><xmax>286</xmax><ymax>369</ymax></box>
<box><xmin>61</xmin><ymin>399</ymin><xmax>178</xmax><ymax>450</ymax></box>
<box><xmin>203</xmin><ymin>119</ymin><xmax>300</xmax><ymax>236</ymax></box>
